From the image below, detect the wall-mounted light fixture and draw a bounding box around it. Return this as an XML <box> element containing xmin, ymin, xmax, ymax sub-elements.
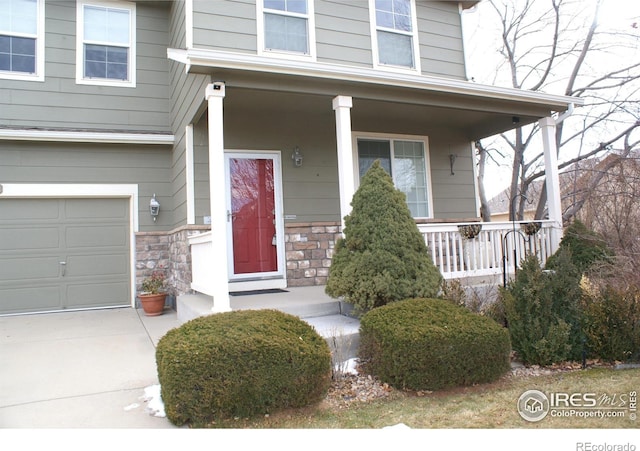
<box><xmin>150</xmin><ymin>194</ymin><xmax>160</xmax><ymax>221</ymax></box>
<box><xmin>449</xmin><ymin>154</ymin><xmax>457</xmax><ymax>175</ymax></box>
<box><xmin>292</xmin><ymin>146</ymin><xmax>303</xmax><ymax>167</ymax></box>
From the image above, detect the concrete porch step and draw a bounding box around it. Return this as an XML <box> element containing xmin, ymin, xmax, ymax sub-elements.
<box><xmin>304</xmin><ymin>314</ymin><xmax>360</xmax><ymax>364</ymax></box>
<box><xmin>176</xmin><ymin>286</ymin><xmax>360</xmax><ymax>362</ymax></box>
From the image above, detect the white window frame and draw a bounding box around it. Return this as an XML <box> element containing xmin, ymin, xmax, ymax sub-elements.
<box><xmin>256</xmin><ymin>0</ymin><xmax>316</xmax><ymax>62</ymax></box>
<box><xmin>368</xmin><ymin>0</ymin><xmax>421</xmax><ymax>73</ymax></box>
<box><xmin>0</xmin><ymin>0</ymin><xmax>45</xmax><ymax>81</ymax></box>
<box><xmin>75</xmin><ymin>0</ymin><xmax>136</xmax><ymax>87</ymax></box>
<box><xmin>353</xmin><ymin>132</ymin><xmax>433</xmax><ymax>219</ymax></box>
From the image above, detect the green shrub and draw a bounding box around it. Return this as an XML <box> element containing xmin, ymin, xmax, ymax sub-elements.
<box><xmin>156</xmin><ymin>309</ymin><xmax>331</xmax><ymax>426</ymax></box>
<box><xmin>325</xmin><ymin>161</ymin><xmax>442</xmax><ymax>313</ymax></box>
<box><xmin>500</xmin><ymin>250</ymin><xmax>584</xmax><ymax>365</ymax></box>
<box><xmin>546</xmin><ymin>220</ymin><xmax>613</xmax><ymax>273</ymax></box>
<box><xmin>358</xmin><ymin>298</ymin><xmax>511</xmax><ymax>391</ymax></box>
<box><xmin>582</xmin><ymin>284</ymin><xmax>640</xmax><ymax>362</ymax></box>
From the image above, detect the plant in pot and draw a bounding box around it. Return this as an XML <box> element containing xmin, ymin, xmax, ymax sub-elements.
<box><xmin>138</xmin><ymin>270</ymin><xmax>167</xmax><ymax>316</ymax></box>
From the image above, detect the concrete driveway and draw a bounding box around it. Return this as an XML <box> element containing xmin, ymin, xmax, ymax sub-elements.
<box><xmin>0</xmin><ymin>308</ymin><xmax>180</xmax><ymax>428</ymax></box>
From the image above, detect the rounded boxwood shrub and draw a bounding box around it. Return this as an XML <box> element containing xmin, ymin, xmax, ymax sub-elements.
<box><xmin>156</xmin><ymin>309</ymin><xmax>332</xmax><ymax>426</ymax></box>
<box><xmin>358</xmin><ymin>298</ymin><xmax>511</xmax><ymax>391</ymax></box>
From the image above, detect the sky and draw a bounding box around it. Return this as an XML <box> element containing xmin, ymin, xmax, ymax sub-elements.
<box><xmin>461</xmin><ymin>0</ymin><xmax>640</xmax><ymax>200</ymax></box>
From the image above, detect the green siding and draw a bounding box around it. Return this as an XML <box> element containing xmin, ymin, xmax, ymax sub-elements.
<box><xmin>169</xmin><ymin>0</ymin><xmax>212</xmax><ymax>229</ymax></box>
<box><xmin>417</xmin><ymin>2</ymin><xmax>467</xmax><ymax>79</ymax></box>
<box><xmin>0</xmin><ymin>1</ymin><xmax>171</xmax><ymax>132</ymax></box>
<box><xmin>190</xmin><ymin>0</ymin><xmax>468</xmax><ymax>80</ymax></box>
<box><xmin>315</xmin><ymin>0</ymin><xmax>372</xmax><ymax>67</ymax></box>
<box><xmin>0</xmin><ymin>141</ymin><xmax>173</xmax><ymax>231</ymax></box>
<box><xmin>187</xmin><ymin>88</ymin><xmax>478</xmax><ymax>225</ymax></box>
<box><xmin>192</xmin><ymin>0</ymin><xmax>257</xmax><ymax>53</ymax></box>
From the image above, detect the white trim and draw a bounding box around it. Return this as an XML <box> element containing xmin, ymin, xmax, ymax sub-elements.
<box><xmin>229</xmin><ymin>278</ymin><xmax>287</xmax><ymax>292</ymax></box>
<box><xmin>333</xmin><ymin>95</ymin><xmax>355</xmax><ymax>233</ymax></box>
<box><xmin>539</xmin><ymin>116</ymin><xmax>563</xmax><ymax>250</ymax></box>
<box><xmin>352</xmin><ymin>131</ymin><xmax>434</xmax><ymax>219</ymax></box>
<box><xmin>0</xmin><ymin>183</ymin><xmax>139</xmax><ymax>307</ymax></box>
<box><xmin>0</xmin><ymin>128</ymin><xmax>174</xmax><ymax>144</ymax></box>
<box><xmin>256</xmin><ymin>0</ymin><xmax>316</xmax><ymax>62</ymax></box>
<box><xmin>205</xmin><ymin>82</ymin><xmax>231</xmax><ymax>312</ymax></box>
<box><xmin>168</xmin><ymin>47</ymin><xmax>583</xmax><ymax>110</ymax></box>
<box><xmin>0</xmin><ymin>0</ymin><xmax>45</xmax><ymax>82</ymax></box>
<box><xmin>185</xmin><ymin>0</ymin><xmax>193</xmax><ymax>49</ymax></box>
<box><xmin>75</xmin><ymin>0</ymin><xmax>137</xmax><ymax>88</ymax></box>
<box><xmin>185</xmin><ymin>124</ymin><xmax>196</xmax><ymax>225</ymax></box>
<box><xmin>224</xmin><ymin>150</ymin><xmax>286</xmax><ymax>285</ymax></box>
<box><xmin>368</xmin><ymin>0</ymin><xmax>421</xmax><ymax>74</ymax></box>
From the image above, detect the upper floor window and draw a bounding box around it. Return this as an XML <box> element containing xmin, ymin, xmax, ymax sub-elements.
<box><xmin>76</xmin><ymin>0</ymin><xmax>136</xmax><ymax>87</ymax></box>
<box><xmin>357</xmin><ymin>136</ymin><xmax>432</xmax><ymax>218</ymax></box>
<box><xmin>0</xmin><ymin>0</ymin><xmax>44</xmax><ymax>81</ymax></box>
<box><xmin>257</xmin><ymin>0</ymin><xmax>316</xmax><ymax>60</ymax></box>
<box><xmin>369</xmin><ymin>0</ymin><xmax>420</xmax><ymax>71</ymax></box>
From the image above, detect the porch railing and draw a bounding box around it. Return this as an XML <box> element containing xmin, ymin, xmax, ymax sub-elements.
<box><xmin>418</xmin><ymin>220</ymin><xmax>556</xmax><ymax>281</ymax></box>
<box><xmin>188</xmin><ymin>220</ymin><xmax>558</xmax><ymax>295</ymax></box>
<box><xmin>189</xmin><ymin>231</ymin><xmax>215</xmax><ymax>297</ymax></box>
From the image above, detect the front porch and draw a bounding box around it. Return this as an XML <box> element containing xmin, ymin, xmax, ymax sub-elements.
<box><xmin>178</xmin><ymin>218</ymin><xmax>559</xmax><ymax>362</ymax></box>
<box><xmin>187</xmin><ymin>218</ymin><xmax>560</xmax><ymax>312</ymax></box>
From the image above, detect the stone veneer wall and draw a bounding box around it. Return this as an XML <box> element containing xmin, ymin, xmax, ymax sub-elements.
<box><xmin>135</xmin><ymin>225</ymin><xmax>210</xmax><ymax>299</ymax></box>
<box><xmin>135</xmin><ymin>222</ymin><xmax>341</xmax><ymax>296</ymax></box>
<box><xmin>285</xmin><ymin>221</ymin><xmax>342</xmax><ymax>287</ymax></box>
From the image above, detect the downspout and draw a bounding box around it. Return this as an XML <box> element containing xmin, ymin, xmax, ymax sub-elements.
<box><xmin>459</xmin><ymin>2</ymin><xmax>479</xmax><ymax>82</ymax></box>
<box><xmin>555</xmin><ymin>102</ymin><xmax>575</xmax><ymax>125</ymax></box>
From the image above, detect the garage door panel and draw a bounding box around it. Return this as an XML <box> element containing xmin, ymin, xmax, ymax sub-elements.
<box><xmin>65</xmin><ymin>225</ymin><xmax>128</xmax><ymax>248</ymax></box>
<box><xmin>0</xmin><ymin>227</ymin><xmax>60</xmax><ymax>251</ymax></box>
<box><xmin>67</xmin><ymin>254</ymin><xmax>128</xmax><ymax>277</ymax></box>
<box><xmin>66</xmin><ymin>282</ymin><xmax>129</xmax><ymax>308</ymax></box>
<box><xmin>0</xmin><ymin>199</ymin><xmax>60</xmax><ymax>221</ymax></box>
<box><xmin>0</xmin><ymin>197</ymin><xmax>131</xmax><ymax>315</ymax></box>
<box><xmin>0</xmin><ymin>256</ymin><xmax>61</xmax><ymax>280</ymax></box>
<box><xmin>0</xmin><ymin>286</ymin><xmax>61</xmax><ymax>314</ymax></box>
<box><xmin>65</xmin><ymin>198</ymin><xmax>128</xmax><ymax>220</ymax></box>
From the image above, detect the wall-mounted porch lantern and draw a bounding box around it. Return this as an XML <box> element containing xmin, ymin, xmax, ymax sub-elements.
<box><xmin>150</xmin><ymin>194</ymin><xmax>160</xmax><ymax>221</ymax></box>
<box><xmin>449</xmin><ymin>153</ymin><xmax>457</xmax><ymax>175</ymax></box>
<box><xmin>292</xmin><ymin>146</ymin><xmax>304</xmax><ymax>167</ymax></box>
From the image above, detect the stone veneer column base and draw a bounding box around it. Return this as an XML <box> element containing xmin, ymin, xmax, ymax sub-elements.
<box><xmin>135</xmin><ymin>222</ymin><xmax>341</xmax><ymax>296</ymax></box>
<box><xmin>285</xmin><ymin>221</ymin><xmax>342</xmax><ymax>287</ymax></box>
<box><xmin>135</xmin><ymin>225</ymin><xmax>210</xmax><ymax>301</ymax></box>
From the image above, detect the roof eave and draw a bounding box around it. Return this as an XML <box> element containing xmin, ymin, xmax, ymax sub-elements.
<box><xmin>169</xmin><ymin>48</ymin><xmax>583</xmax><ymax>113</ymax></box>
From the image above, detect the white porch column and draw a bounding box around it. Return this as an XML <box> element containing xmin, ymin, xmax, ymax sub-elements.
<box><xmin>539</xmin><ymin>116</ymin><xmax>563</xmax><ymax>251</ymax></box>
<box><xmin>205</xmin><ymin>82</ymin><xmax>231</xmax><ymax>313</ymax></box>
<box><xmin>333</xmin><ymin>95</ymin><xmax>354</xmax><ymax>233</ymax></box>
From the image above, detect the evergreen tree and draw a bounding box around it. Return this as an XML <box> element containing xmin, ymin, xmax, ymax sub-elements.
<box><xmin>546</xmin><ymin>220</ymin><xmax>613</xmax><ymax>273</ymax></box>
<box><xmin>325</xmin><ymin>160</ymin><xmax>442</xmax><ymax>313</ymax></box>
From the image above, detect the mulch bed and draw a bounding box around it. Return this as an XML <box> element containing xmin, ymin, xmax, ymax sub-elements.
<box><xmin>323</xmin><ymin>358</ymin><xmax>618</xmax><ymax>409</ymax></box>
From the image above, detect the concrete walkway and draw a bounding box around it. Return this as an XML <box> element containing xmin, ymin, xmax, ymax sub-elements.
<box><xmin>0</xmin><ymin>286</ymin><xmax>359</xmax><ymax>429</ymax></box>
<box><xmin>0</xmin><ymin>308</ymin><xmax>179</xmax><ymax>428</ymax></box>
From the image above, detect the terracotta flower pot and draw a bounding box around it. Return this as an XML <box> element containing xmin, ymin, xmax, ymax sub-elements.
<box><xmin>139</xmin><ymin>293</ymin><xmax>166</xmax><ymax>316</ymax></box>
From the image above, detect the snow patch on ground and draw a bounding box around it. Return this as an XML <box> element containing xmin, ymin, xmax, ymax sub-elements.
<box><xmin>334</xmin><ymin>357</ymin><xmax>359</xmax><ymax>375</ymax></box>
<box><xmin>141</xmin><ymin>384</ymin><xmax>166</xmax><ymax>418</ymax></box>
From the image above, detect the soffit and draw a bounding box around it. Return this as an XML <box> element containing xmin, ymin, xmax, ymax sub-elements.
<box><xmin>202</xmin><ymin>66</ymin><xmax>571</xmax><ymax>140</ymax></box>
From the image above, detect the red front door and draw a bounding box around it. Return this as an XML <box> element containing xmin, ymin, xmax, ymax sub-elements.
<box><xmin>229</xmin><ymin>157</ymin><xmax>278</xmax><ymax>275</ymax></box>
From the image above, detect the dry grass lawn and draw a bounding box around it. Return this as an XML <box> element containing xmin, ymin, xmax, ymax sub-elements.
<box><xmin>209</xmin><ymin>367</ymin><xmax>639</xmax><ymax>429</ymax></box>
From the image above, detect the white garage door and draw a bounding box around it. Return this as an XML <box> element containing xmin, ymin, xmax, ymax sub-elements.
<box><xmin>0</xmin><ymin>198</ymin><xmax>131</xmax><ymax>315</ymax></box>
